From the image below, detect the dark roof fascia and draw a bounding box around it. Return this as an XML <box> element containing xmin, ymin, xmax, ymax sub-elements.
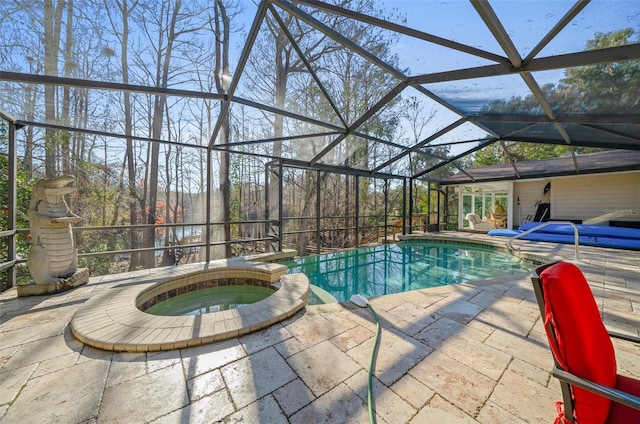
<box><xmin>439</xmin><ymin>165</ymin><xmax>640</xmax><ymax>186</ymax></box>
<box><xmin>438</xmin><ymin>150</ymin><xmax>640</xmax><ymax>186</ymax></box>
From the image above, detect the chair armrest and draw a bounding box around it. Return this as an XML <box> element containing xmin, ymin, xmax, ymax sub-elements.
<box><xmin>608</xmin><ymin>331</ymin><xmax>640</xmax><ymax>344</ymax></box>
<box><xmin>553</xmin><ymin>368</ymin><xmax>640</xmax><ymax>411</ymax></box>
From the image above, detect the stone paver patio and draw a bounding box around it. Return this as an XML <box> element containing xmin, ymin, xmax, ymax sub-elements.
<box><xmin>1</xmin><ymin>233</ymin><xmax>638</xmax><ymax>423</ymax></box>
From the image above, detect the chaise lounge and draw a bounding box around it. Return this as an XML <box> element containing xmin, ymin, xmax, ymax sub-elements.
<box><xmin>465</xmin><ymin>213</ymin><xmax>494</xmax><ymax>231</ymax></box>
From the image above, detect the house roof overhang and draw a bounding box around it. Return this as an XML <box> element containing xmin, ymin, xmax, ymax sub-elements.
<box><xmin>438</xmin><ymin>149</ymin><xmax>640</xmax><ymax>186</ymax></box>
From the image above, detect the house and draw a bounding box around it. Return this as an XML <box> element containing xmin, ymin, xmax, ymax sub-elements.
<box><xmin>439</xmin><ymin>150</ymin><xmax>640</xmax><ymax>231</ymax></box>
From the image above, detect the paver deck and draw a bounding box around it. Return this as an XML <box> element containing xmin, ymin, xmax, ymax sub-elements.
<box><xmin>1</xmin><ymin>233</ymin><xmax>638</xmax><ymax>423</ymax></box>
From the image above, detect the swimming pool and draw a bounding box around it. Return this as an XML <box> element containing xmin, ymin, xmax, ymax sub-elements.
<box><xmin>280</xmin><ymin>241</ymin><xmax>531</xmax><ymax>304</ymax></box>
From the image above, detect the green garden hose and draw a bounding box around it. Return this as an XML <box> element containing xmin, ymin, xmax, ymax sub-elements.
<box><xmin>366</xmin><ymin>302</ymin><xmax>381</xmax><ymax>424</ymax></box>
<box><xmin>350</xmin><ymin>294</ymin><xmax>381</xmax><ymax>424</ymax></box>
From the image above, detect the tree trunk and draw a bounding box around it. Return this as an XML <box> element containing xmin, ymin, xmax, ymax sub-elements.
<box><xmin>108</xmin><ymin>0</ymin><xmax>141</xmax><ymax>269</ymax></box>
<box><xmin>214</xmin><ymin>0</ymin><xmax>232</xmax><ymax>258</ymax></box>
<box><xmin>296</xmin><ymin>171</ymin><xmax>317</xmax><ymax>255</ymax></box>
<box><xmin>23</xmin><ymin>85</ymin><xmax>35</xmax><ymax>177</ymax></box>
<box><xmin>161</xmin><ymin>143</ymin><xmax>175</xmax><ymax>266</ymax></box>
<box><xmin>43</xmin><ymin>0</ymin><xmax>65</xmax><ymax>177</ymax></box>
<box><xmin>266</xmin><ymin>29</ymin><xmax>289</xmax><ymax>252</ymax></box>
<box><xmin>61</xmin><ymin>0</ymin><xmax>73</xmax><ymax>175</ymax></box>
<box><xmin>144</xmin><ymin>0</ymin><xmax>181</xmax><ymax>268</ymax></box>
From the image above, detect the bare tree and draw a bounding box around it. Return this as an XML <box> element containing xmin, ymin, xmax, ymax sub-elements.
<box><xmin>213</xmin><ymin>0</ymin><xmax>232</xmax><ymax>257</ymax></box>
<box><xmin>43</xmin><ymin>0</ymin><xmax>65</xmax><ymax>177</ymax></box>
<box><xmin>245</xmin><ymin>0</ymin><xmax>403</xmax><ymax>253</ymax></box>
<box><xmin>133</xmin><ymin>0</ymin><xmax>213</xmax><ymax>267</ymax></box>
<box><xmin>102</xmin><ymin>0</ymin><xmax>142</xmax><ymax>268</ymax></box>
<box><xmin>245</xmin><ymin>5</ymin><xmax>345</xmax><ymax>252</ymax></box>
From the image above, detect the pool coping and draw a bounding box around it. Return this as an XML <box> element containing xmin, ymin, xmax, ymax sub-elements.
<box><xmin>398</xmin><ymin>232</ymin><xmax>554</xmax><ymax>264</ymax></box>
<box><xmin>68</xmin><ymin>237</ymin><xmax>560</xmax><ymax>352</ymax></box>
<box><xmin>70</xmin><ymin>258</ymin><xmax>309</xmax><ymax>352</ymax></box>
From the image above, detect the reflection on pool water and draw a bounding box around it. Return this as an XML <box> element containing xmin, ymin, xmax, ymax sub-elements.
<box><xmin>280</xmin><ymin>241</ymin><xmax>531</xmax><ymax>304</ymax></box>
<box><xmin>145</xmin><ymin>285</ymin><xmax>275</xmax><ymax>316</ymax></box>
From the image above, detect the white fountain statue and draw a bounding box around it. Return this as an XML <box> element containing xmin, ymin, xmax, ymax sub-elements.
<box><xmin>19</xmin><ymin>175</ymin><xmax>89</xmax><ymax>296</ymax></box>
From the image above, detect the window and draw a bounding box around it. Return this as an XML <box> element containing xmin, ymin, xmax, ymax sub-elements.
<box><xmin>460</xmin><ymin>184</ymin><xmax>509</xmax><ymax>229</ymax></box>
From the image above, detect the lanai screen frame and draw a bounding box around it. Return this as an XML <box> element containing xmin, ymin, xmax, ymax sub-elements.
<box><xmin>2</xmin><ymin>0</ymin><xmax>639</xmax><ymax>175</ymax></box>
<box><xmin>1</xmin><ymin>0</ymin><xmax>639</xmax><ymax>286</ymax></box>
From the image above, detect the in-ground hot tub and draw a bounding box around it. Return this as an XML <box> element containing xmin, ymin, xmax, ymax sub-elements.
<box><xmin>137</xmin><ymin>271</ymin><xmax>281</xmax><ymax>315</ymax></box>
<box><xmin>142</xmin><ymin>284</ymin><xmax>278</xmax><ymax>316</ymax></box>
<box><xmin>70</xmin><ymin>258</ymin><xmax>309</xmax><ymax>352</ymax></box>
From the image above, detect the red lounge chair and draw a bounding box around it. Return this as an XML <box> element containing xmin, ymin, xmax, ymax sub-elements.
<box><xmin>531</xmin><ymin>261</ymin><xmax>640</xmax><ymax>424</ymax></box>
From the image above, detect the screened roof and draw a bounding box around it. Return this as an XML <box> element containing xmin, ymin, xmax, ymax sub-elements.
<box><xmin>1</xmin><ymin>0</ymin><xmax>639</xmax><ymax>181</ymax></box>
<box><xmin>439</xmin><ymin>149</ymin><xmax>640</xmax><ymax>185</ymax></box>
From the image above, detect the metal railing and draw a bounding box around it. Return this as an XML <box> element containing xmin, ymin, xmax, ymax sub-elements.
<box><xmin>508</xmin><ymin>221</ymin><xmax>580</xmax><ymax>260</ymax></box>
<box><xmin>3</xmin><ymin>216</ymin><xmax>403</xmax><ymax>281</ymax></box>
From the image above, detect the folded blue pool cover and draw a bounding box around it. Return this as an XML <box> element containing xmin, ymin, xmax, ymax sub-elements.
<box><xmin>488</xmin><ymin>222</ymin><xmax>640</xmax><ymax>250</ymax></box>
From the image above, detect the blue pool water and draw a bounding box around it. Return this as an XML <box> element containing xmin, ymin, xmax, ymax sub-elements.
<box><xmin>280</xmin><ymin>241</ymin><xmax>531</xmax><ymax>304</ymax></box>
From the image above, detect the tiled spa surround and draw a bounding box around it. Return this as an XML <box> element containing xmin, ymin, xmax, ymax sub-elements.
<box><xmin>70</xmin><ymin>258</ymin><xmax>309</xmax><ymax>352</ymax></box>
<box><xmin>137</xmin><ymin>277</ymin><xmax>276</xmax><ymax>313</ymax></box>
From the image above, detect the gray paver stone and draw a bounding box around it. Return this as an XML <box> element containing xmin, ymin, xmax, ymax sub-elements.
<box><xmin>2</xmin><ymin>359</ymin><xmax>109</xmax><ymax>424</ymax></box>
<box><xmin>287</xmin><ymin>340</ymin><xmax>361</xmax><ymax>397</ymax></box>
<box><xmin>222</xmin><ymin>346</ymin><xmax>297</xmax><ymax>409</ymax></box>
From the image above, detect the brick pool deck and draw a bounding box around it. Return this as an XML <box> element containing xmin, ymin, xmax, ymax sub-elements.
<box><xmin>1</xmin><ymin>233</ymin><xmax>638</xmax><ymax>423</ymax></box>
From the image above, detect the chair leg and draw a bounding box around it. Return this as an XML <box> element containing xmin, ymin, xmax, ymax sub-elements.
<box><xmin>559</xmin><ymin>381</ymin><xmax>575</xmax><ymax>422</ymax></box>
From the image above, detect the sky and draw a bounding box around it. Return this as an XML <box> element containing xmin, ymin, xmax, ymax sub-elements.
<box><xmin>229</xmin><ymin>0</ymin><xmax>639</xmax><ymax>130</ymax></box>
<box><xmin>3</xmin><ymin>0</ymin><xmax>638</xmax><ymax>172</ymax></box>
